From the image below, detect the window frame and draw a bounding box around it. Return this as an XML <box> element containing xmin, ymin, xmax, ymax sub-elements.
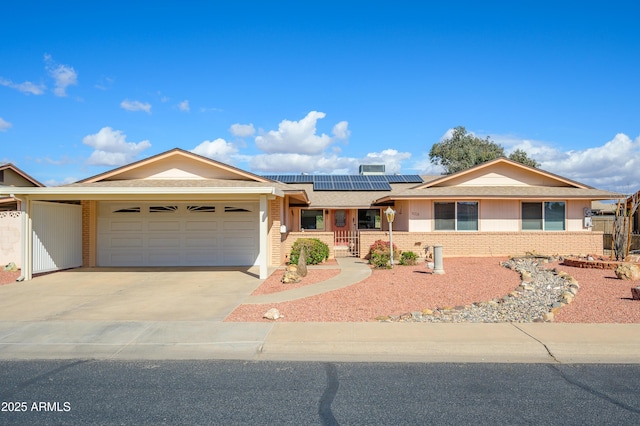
<box><xmin>521</xmin><ymin>201</ymin><xmax>566</xmax><ymax>231</ymax></box>
<box><xmin>300</xmin><ymin>209</ymin><xmax>325</xmax><ymax>231</ymax></box>
<box><xmin>357</xmin><ymin>208</ymin><xmax>382</xmax><ymax>230</ymax></box>
<box><xmin>434</xmin><ymin>201</ymin><xmax>479</xmax><ymax>231</ymax></box>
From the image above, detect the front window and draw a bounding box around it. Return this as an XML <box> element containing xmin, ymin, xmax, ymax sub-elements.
<box><xmin>521</xmin><ymin>202</ymin><xmax>565</xmax><ymax>231</ymax></box>
<box><xmin>358</xmin><ymin>209</ymin><xmax>381</xmax><ymax>229</ymax></box>
<box><xmin>434</xmin><ymin>202</ymin><xmax>478</xmax><ymax>231</ymax></box>
<box><xmin>301</xmin><ymin>209</ymin><xmax>324</xmax><ymax>230</ymax></box>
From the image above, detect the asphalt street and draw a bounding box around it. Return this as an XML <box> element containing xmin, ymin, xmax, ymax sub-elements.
<box><xmin>1</xmin><ymin>360</ymin><xmax>639</xmax><ymax>425</ymax></box>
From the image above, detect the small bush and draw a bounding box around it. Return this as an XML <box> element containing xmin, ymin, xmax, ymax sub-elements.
<box><xmin>368</xmin><ymin>239</ymin><xmax>400</xmax><ymax>269</ymax></box>
<box><xmin>399</xmin><ymin>251</ymin><xmax>418</xmax><ymax>266</ymax></box>
<box><xmin>289</xmin><ymin>238</ymin><xmax>329</xmax><ymax>265</ymax></box>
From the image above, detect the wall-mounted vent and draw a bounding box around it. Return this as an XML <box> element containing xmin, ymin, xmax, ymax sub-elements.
<box><xmin>358</xmin><ymin>164</ymin><xmax>385</xmax><ymax>175</ymax></box>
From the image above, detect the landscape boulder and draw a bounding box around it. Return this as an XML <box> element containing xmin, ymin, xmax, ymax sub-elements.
<box><xmin>263</xmin><ymin>308</ymin><xmax>283</xmax><ymax>320</ymax></box>
<box><xmin>297</xmin><ymin>246</ymin><xmax>308</xmax><ymax>277</ymax></box>
<box><xmin>281</xmin><ymin>265</ymin><xmax>302</xmax><ymax>284</ymax></box>
<box><xmin>614</xmin><ymin>263</ymin><xmax>640</xmax><ymax>281</ymax></box>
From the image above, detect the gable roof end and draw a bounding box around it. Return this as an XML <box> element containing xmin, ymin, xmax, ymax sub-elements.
<box><xmin>413</xmin><ymin>157</ymin><xmax>593</xmax><ymax>190</ymax></box>
<box><xmin>79</xmin><ymin>147</ymin><xmax>272</xmax><ymax>183</ymax></box>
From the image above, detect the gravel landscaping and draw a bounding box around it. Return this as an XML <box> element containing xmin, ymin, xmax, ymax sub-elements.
<box><xmin>225</xmin><ymin>257</ymin><xmax>640</xmax><ymax>323</ymax></box>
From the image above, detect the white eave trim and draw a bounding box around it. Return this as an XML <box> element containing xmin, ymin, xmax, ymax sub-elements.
<box><xmin>0</xmin><ymin>186</ymin><xmax>284</xmax><ymax>198</ymax></box>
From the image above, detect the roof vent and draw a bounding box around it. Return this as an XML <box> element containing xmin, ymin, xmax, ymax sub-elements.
<box><xmin>359</xmin><ymin>164</ymin><xmax>385</xmax><ymax>175</ymax></box>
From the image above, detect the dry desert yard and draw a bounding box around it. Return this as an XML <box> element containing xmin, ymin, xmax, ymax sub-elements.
<box><xmin>226</xmin><ymin>257</ymin><xmax>640</xmax><ymax>323</ymax></box>
<box><xmin>2</xmin><ymin>258</ymin><xmax>638</xmax><ymax>323</ymax></box>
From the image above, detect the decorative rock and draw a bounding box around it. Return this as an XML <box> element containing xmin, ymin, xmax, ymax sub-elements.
<box><xmin>521</xmin><ymin>271</ymin><xmax>533</xmax><ymax>283</ymax></box>
<box><xmin>542</xmin><ymin>312</ymin><xmax>554</xmax><ymax>322</ymax></box>
<box><xmin>421</xmin><ymin>308</ymin><xmax>433</xmax><ymax>315</ymax></box>
<box><xmin>614</xmin><ymin>263</ymin><xmax>640</xmax><ymax>281</ymax></box>
<box><xmin>631</xmin><ymin>287</ymin><xmax>640</xmax><ymax>301</ymax></box>
<box><xmin>297</xmin><ymin>246</ymin><xmax>308</xmax><ymax>277</ymax></box>
<box><xmin>281</xmin><ymin>269</ymin><xmax>302</xmax><ymax>284</ymax></box>
<box><xmin>3</xmin><ymin>262</ymin><xmax>18</xmax><ymax>272</ymax></box>
<box><xmin>263</xmin><ymin>308</ymin><xmax>283</xmax><ymax>320</ymax></box>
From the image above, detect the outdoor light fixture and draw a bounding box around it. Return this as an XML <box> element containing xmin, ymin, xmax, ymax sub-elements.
<box><xmin>385</xmin><ymin>206</ymin><xmax>396</xmax><ymax>267</ymax></box>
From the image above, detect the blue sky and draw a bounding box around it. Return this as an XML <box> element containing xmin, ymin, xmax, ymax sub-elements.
<box><xmin>1</xmin><ymin>1</ymin><xmax>639</xmax><ymax>193</ymax></box>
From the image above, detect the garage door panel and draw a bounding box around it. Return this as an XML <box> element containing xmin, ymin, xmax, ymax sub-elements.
<box><xmin>98</xmin><ymin>202</ymin><xmax>259</xmax><ymax>267</ymax></box>
<box><xmin>186</xmin><ymin>221</ymin><xmax>218</xmax><ymax>231</ymax></box>
<box><xmin>148</xmin><ymin>237</ymin><xmax>181</xmax><ymax>248</ymax></box>
<box><xmin>110</xmin><ymin>237</ymin><xmax>144</xmax><ymax>248</ymax></box>
<box><xmin>185</xmin><ymin>236</ymin><xmax>219</xmax><ymax>248</ymax></box>
<box><xmin>148</xmin><ymin>220</ymin><xmax>180</xmax><ymax>231</ymax></box>
<box><xmin>109</xmin><ymin>221</ymin><xmax>143</xmax><ymax>232</ymax></box>
<box><xmin>223</xmin><ymin>220</ymin><xmax>256</xmax><ymax>231</ymax></box>
<box><xmin>224</xmin><ymin>236</ymin><xmax>256</xmax><ymax>247</ymax></box>
<box><xmin>224</xmin><ymin>250</ymin><xmax>257</xmax><ymax>266</ymax></box>
<box><xmin>183</xmin><ymin>250</ymin><xmax>222</xmax><ymax>266</ymax></box>
<box><xmin>147</xmin><ymin>252</ymin><xmax>180</xmax><ymax>265</ymax></box>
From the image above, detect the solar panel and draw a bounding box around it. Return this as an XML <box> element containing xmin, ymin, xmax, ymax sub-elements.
<box><xmin>385</xmin><ymin>174</ymin><xmax>407</xmax><ymax>183</ymax></box>
<box><xmin>313</xmin><ymin>181</ymin><xmax>334</xmax><ymax>190</ymax></box>
<box><xmin>265</xmin><ymin>173</ymin><xmax>420</xmax><ymax>190</ymax></box>
<box><xmin>402</xmin><ymin>175</ymin><xmax>424</xmax><ymax>183</ymax></box>
<box><xmin>370</xmin><ymin>181</ymin><xmax>392</xmax><ymax>190</ymax></box>
<box><xmin>334</xmin><ymin>181</ymin><xmax>353</xmax><ymax>190</ymax></box>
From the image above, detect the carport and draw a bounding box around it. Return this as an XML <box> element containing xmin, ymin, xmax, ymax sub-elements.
<box><xmin>0</xmin><ymin>148</ymin><xmax>293</xmax><ymax>281</ymax></box>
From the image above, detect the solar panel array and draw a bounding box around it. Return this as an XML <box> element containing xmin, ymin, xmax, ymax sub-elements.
<box><xmin>262</xmin><ymin>174</ymin><xmax>423</xmax><ymax>191</ymax></box>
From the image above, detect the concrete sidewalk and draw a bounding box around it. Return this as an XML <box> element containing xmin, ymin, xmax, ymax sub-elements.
<box><xmin>0</xmin><ymin>321</ymin><xmax>638</xmax><ymax>364</ymax></box>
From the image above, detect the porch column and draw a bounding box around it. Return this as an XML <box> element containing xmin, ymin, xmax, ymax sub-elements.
<box><xmin>20</xmin><ymin>196</ymin><xmax>33</xmax><ymax>281</ymax></box>
<box><xmin>259</xmin><ymin>195</ymin><xmax>268</xmax><ymax>279</ymax></box>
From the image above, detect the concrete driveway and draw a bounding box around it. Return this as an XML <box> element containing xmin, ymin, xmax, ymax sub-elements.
<box><xmin>0</xmin><ymin>267</ymin><xmax>264</xmax><ymax>322</ymax></box>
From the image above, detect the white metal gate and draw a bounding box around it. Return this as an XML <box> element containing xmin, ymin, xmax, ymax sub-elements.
<box><xmin>334</xmin><ymin>230</ymin><xmax>360</xmax><ymax>257</ymax></box>
<box><xmin>32</xmin><ymin>201</ymin><xmax>82</xmax><ymax>273</ymax></box>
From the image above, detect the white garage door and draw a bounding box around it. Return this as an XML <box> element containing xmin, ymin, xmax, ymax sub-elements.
<box><xmin>97</xmin><ymin>202</ymin><xmax>259</xmax><ymax>267</ymax></box>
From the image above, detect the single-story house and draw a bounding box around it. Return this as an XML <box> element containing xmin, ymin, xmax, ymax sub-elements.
<box><xmin>0</xmin><ymin>163</ymin><xmax>45</xmax><ymax>268</ymax></box>
<box><xmin>0</xmin><ymin>148</ymin><xmax>622</xmax><ymax>281</ymax></box>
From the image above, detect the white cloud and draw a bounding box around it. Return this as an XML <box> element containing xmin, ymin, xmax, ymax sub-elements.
<box><xmin>250</xmin><ymin>153</ymin><xmax>357</xmax><ymax>174</ymax></box>
<box><xmin>540</xmin><ymin>133</ymin><xmax>640</xmax><ymax>193</ymax></box>
<box><xmin>474</xmin><ymin>131</ymin><xmax>640</xmax><ymax>192</ymax></box>
<box><xmin>82</xmin><ymin>127</ymin><xmax>151</xmax><ymax>166</ymax></box>
<box><xmin>0</xmin><ymin>77</ymin><xmax>45</xmax><ymax>95</ymax></box>
<box><xmin>178</xmin><ymin>100</ymin><xmax>190</xmax><ymax>112</ymax></box>
<box><xmin>332</xmin><ymin>121</ymin><xmax>350</xmax><ymax>140</ymax></box>
<box><xmin>248</xmin><ymin>149</ymin><xmax>412</xmax><ymax>175</ymax></box>
<box><xmin>191</xmin><ymin>138</ymin><xmax>239</xmax><ymax>164</ymax></box>
<box><xmin>255</xmin><ymin>111</ymin><xmax>341</xmax><ymax>155</ymax></box>
<box><xmin>0</xmin><ymin>117</ymin><xmax>12</xmax><ymax>132</ymax></box>
<box><xmin>44</xmin><ymin>54</ymin><xmax>78</xmax><ymax>97</ymax></box>
<box><xmin>120</xmin><ymin>99</ymin><xmax>152</xmax><ymax>114</ymax></box>
<box><xmin>229</xmin><ymin>123</ymin><xmax>256</xmax><ymax>138</ymax></box>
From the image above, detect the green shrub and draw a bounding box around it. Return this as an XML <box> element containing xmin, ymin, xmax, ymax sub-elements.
<box><xmin>368</xmin><ymin>239</ymin><xmax>400</xmax><ymax>269</ymax></box>
<box><xmin>399</xmin><ymin>251</ymin><xmax>418</xmax><ymax>266</ymax></box>
<box><xmin>289</xmin><ymin>238</ymin><xmax>329</xmax><ymax>265</ymax></box>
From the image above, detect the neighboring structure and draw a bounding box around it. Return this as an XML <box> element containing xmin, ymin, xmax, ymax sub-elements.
<box><xmin>0</xmin><ymin>163</ymin><xmax>44</xmax><ymax>211</ymax></box>
<box><xmin>0</xmin><ymin>149</ymin><xmax>622</xmax><ymax>281</ymax></box>
<box><xmin>0</xmin><ymin>163</ymin><xmax>44</xmax><ymax>269</ymax></box>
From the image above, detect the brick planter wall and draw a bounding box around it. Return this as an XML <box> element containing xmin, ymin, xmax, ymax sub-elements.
<box><xmin>358</xmin><ymin>231</ymin><xmax>605</xmax><ymax>258</ymax></box>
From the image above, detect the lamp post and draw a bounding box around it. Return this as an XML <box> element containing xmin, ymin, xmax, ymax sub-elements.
<box><xmin>385</xmin><ymin>206</ymin><xmax>396</xmax><ymax>267</ymax></box>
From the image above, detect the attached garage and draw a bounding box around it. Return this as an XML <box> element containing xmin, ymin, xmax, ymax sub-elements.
<box><xmin>97</xmin><ymin>201</ymin><xmax>259</xmax><ymax>267</ymax></box>
<box><xmin>1</xmin><ymin>148</ymin><xmax>296</xmax><ymax>280</ymax></box>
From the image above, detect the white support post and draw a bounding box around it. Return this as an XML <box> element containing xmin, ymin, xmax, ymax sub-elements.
<box><xmin>259</xmin><ymin>195</ymin><xmax>268</xmax><ymax>279</ymax></box>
